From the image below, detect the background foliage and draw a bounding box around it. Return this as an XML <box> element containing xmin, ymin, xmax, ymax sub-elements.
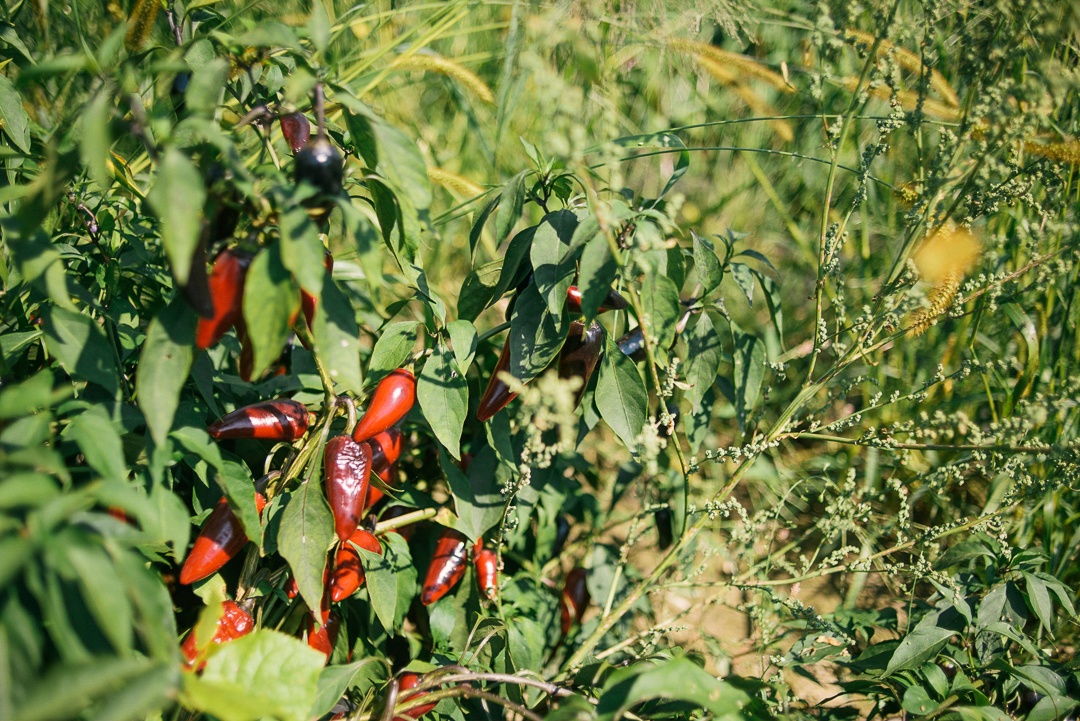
<box><xmin>1</xmin><ymin>0</ymin><xmax>1079</xmax><ymax>719</ymax></box>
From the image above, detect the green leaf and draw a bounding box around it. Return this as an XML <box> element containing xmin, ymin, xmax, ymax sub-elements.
<box><xmin>41</xmin><ymin>306</ymin><xmax>119</xmax><ymax>394</ymax></box>
<box><xmin>184</xmin><ymin>57</ymin><xmax>229</xmax><ymax>116</ymax></box>
<box><xmin>136</xmin><ymin>299</ymin><xmax>196</xmax><ymax>447</ymax></box>
<box><xmin>279</xmin><ymin>207</ymin><xmax>324</xmax><ymax>298</ymax></box>
<box><xmin>359</xmin><ymin>547</ymin><xmax>396</xmax><ymax>631</ymax></box>
<box><xmin>17</xmin><ymin>656</ymin><xmax>155</xmax><ymax>721</ymax></box>
<box><xmin>640</xmin><ymin>274</ymin><xmax>680</xmax><ymax>356</ymax></box>
<box><xmin>446</xmin><ymin>319</ymin><xmax>477</xmax><ymax>369</ymax></box>
<box><xmin>66</xmin><ymin>407</ymin><xmax>126</xmax><ymax>483</ymax></box>
<box><xmin>457</xmin><ymin>258</ymin><xmax>504</xmax><ymax>322</ymax></box>
<box><xmin>1021</xmin><ymin>572</ymin><xmax>1054</xmax><ymax>636</ymax></box>
<box><xmin>312</xmin><ymin>273</ymin><xmax>363</xmax><ymax>394</ymax></box>
<box><xmin>685</xmin><ymin>313</ymin><xmax>723</xmax><ymax>411</ymax></box>
<box><xmin>577</xmin><ymin>232</ymin><xmax>617</xmax><ymax>323</ymax></box>
<box><xmin>147</xmin><ymin>147</ymin><xmax>206</xmax><ymax>287</ymax></box>
<box><xmin>901</xmin><ymin>685</ymin><xmax>938</xmax><ymax>716</ymax></box>
<box><xmin>492</xmin><ymin>225</ymin><xmax>536</xmax><ymax>301</ymax></box>
<box><xmin>596</xmin><ymin>335</ymin><xmax>647</xmax><ymax>449</ymax></box>
<box><xmin>309</xmin><ymin>660</ymin><xmax>384</xmax><ymax>720</ymax></box>
<box><xmin>183</xmin><ymin>630</ymin><xmax>326</xmax><ymax>721</ymax></box>
<box><xmin>368</xmin><ymin>321</ymin><xmax>420</xmax><ymax>378</ymax></box>
<box><xmin>85</xmin><ymin>663</ymin><xmax>177</xmax><ymax>721</ymax></box>
<box><xmin>730</xmin><ymin>262</ymin><xmax>755</xmax><ymax>305</ymax></box>
<box><xmin>439</xmin><ymin>448</ymin><xmax>503</xmax><ymax>541</ymax></box>
<box><xmin>242</xmin><ymin>244</ymin><xmax>298</xmax><ymax>379</ymax></box>
<box><xmin>692</xmin><ymin>231</ymin><xmax>723</xmax><ymax>295</ymax></box>
<box><xmin>417</xmin><ymin>340</ymin><xmax>468</xmax><ymax>459</ymax></box>
<box><xmin>608</xmin><ymin>132</ymin><xmax>689</xmax><ymax>200</ymax></box>
<box><xmin>0</xmin><ymin>535</ymin><xmax>33</xmax><ymax>588</ymax></box>
<box><xmin>80</xmin><ymin>87</ymin><xmax>113</xmax><ymax>189</ymax></box>
<box><xmin>885</xmin><ymin>607</ymin><xmax>966</xmax><ymax>676</ymax></box>
<box><xmin>0</xmin><ymin>75</ymin><xmax>31</xmax><ymax>154</ymax></box>
<box><xmin>277</xmin><ymin>484</ymin><xmax>334</xmax><ymax>616</ymax></box>
<box><xmin>494</xmin><ymin>170</ymin><xmax>528</xmax><ymax>247</ymax></box>
<box><xmin>384</xmin><ymin>533</ymin><xmax>418</xmax><ymax>627</ymax></box>
<box><xmin>509</xmin><ymin>284</ymin><xmax>568</xmax><ymax>384</ymax></box>
<box><xmin>731</xmin><ymin>327</ymin><xmax>764</xmax><ymax>435</ymax></box>
<box><xmin>215</xmin><ymin>460</ymin><xmax>260</xmax><ymax>544</ymax></box>
<box><xmin>530</xmin><ymin>210</ymin><xmax>578</xmax><ymax>314</ymax></box>
<box><xmin>372</xmin><ymin>121</ymin><xmax>431</xmax><ymax>210</ymax></box>
<box><xmin>1</xmin><ymin>329</ymin><xmax>43</xmax><ymax>366</ymax></box>
<box><xmin>306</xmin><ymin>0</ymin><xmax>330</xmax><ymax>54</ymax></box>
<box><xmin>595</xmin><ymin>656</ymin><xmax>749</xmax><ymax>721</ymax></box>
<box><xmin>65</xmin><ymin>544</ymin><xmax>133</xmax><ymax>654</ymax></box>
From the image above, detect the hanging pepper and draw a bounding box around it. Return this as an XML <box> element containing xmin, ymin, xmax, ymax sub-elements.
<box><xmin>180</xmin><ymin>600</ymin><xmax>254</xmax><ymax>671</ymax></box>
<box><xmin>421</xmin><ymin>528</ymin><xmax>470</xmax><ymax>606</ymax></box>
<box><xmin>616</xmin><ymin>327</ymin><xmax>646</xmax><ymax>361</ymax></box>
<box><xmin>180</xmin><ymin>492</ymin><xmax>267</xmax><ymax>585</ymax></box>
<box><xmin>369</xmin><ymin>427</ymin><xmax>404</xmax><ymax>469</ymax></box>
<box><xmin>551</xmin><ymin>515</ymin><xmax>571</xmax><ymax>559</ymax></box>
<box><xmin>559</xmin><ymin>566</ymin><xmax>590</xmax><ymax>635</ymax></box>
<box><xmin>655</xmin><ymin>507</ymin><xmax>673</xmax><ymax>550</ymax></box>
<box><xmin>279</xmin><ymin>112</ymin><xmax>311</xmax><ymax>154</ymax></box>
<box><xmin>208</xmin><ymin>399</ymin><xmax>309</xmax><ymax>441</ymax></box>
<box><xmin>195</xmin><ymin>248</ymin><xmax>252</xmax><ymax>350</ymax></box>
<box><xmin>476</xmin><ymin>337</ymin><xmax>518</xmax><ymax>422</ymax></box>
<box><xmin>473</xmin><ymin>540</ymin><xmax>498</xmax><ymax>600</ymax></box>
<box><xmin>353</xmin><ymin>369</ymin><xmax>416</xmax><ymax>442</ymax></box>
<box><xmin>328</xmin><ymin>528</ymin><xmax>383</xmax><ymax>602</ymax></box>
<box><xmin>324</xmin><ymin>436</ymin><xmax>372</xmax><ymax>542</ymax></box>
<box><xmin>565</xmin><ymin>285</ymin><xmax>630</xmax><ymax>315</ymax></box>
<box><xmin>557</xmin><ymin>320</ymin><xmax>604</xmax><ymax>402</ymax></box>
<box><xmin>394</xmin><ymin>672</ymin><xmax>437</xmax><ymax>721</ymax></box>
<box><xmin>305</xmin><ymin>609</ymin><xmax>341</xmax><ymax>660</ymax></box>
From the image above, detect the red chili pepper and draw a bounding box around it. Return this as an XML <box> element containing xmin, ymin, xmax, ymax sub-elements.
<box><xmin>180</xmin><ymin>600</ymin><xmax>254</xmax><ymax>671</ymax></box>
<box><xmin>279</xmin><ymin>112</ymin><xmax>311</xmax><ymax>154</ymax></box>
<box><xmin>476</xmin><ymin>337</ymin><xmax>518</xmax><ymax>422</ymax></box>
<box><xmin>208</xmin><ymin>399</ymin><xmax>309</xmax><ymax>440</ymax></box>
<box><xmin>565</xmin><ymin>285</ymin><xmax>630</xmax><ymax>315</ymax></box>
<box><xmin>380</xmin><ymin>505</ymin><xmax>416</xmax><ymax>540</ymax></box>
<box><xmin>180</xmin><ymin>493</ymin><xmax>267</xmax><ymax>585</ymax></box>
<box><xmin>305</xmin><ymin>609</ymin><xmax>340</xmax><ymax>660</ymax></box>
<box><xmin>301</xmin><ymin>250</ymin><xmax>334</xmax><ymax>333</ymax></box>
<box><xmin>559</xmin><ymin>567</ymin><xmax>589</xmax><ymax>635</ymax></box>
<box><xmin>394</xmin><ymin>672</ymin><xmax>437</xmax><ymax>721</ymax></box>
<box><xmin>195</xmin><ymin>248</ymin><xmax>252</xmax><ymax>350</ymax></box>
<box><xmin>353</xmin><ymin>370</ymin><xmax>417</xmax><ymax>441</ymax></box>
<box><xmin>557</xmin><ymin>320</ymin><xmax>604</xmax><ymax>401</ymax></box>
<box><xmin>328</xmin><ymin>528</ymin><xmax>383</xmax><ymax>602</ymax></box>
<box><xmin>324</xmin><ymin>436</ymin><xmax>372</xmax><ymax>542</ymax></box>
<box><xmin>474</xmin><ymin>542</ymin><xmax>498</xmax><ymax>600</ymax></box>
<box><xmin>421</xmin><ymin>528</ymin><xmax>470</xmax><ymax>606</ymax></box>
<box><xmin>369</xmin><ymin>427</ymin><xmax>403</xmax><ymax>468</ymax></box>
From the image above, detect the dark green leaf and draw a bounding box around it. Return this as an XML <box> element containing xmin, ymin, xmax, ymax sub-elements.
<box><xmin>312</xmin><ymin>273</ymin><xmax>363</xmax><ymax>394</ymax></box>
<box><xmin>596</xmin><ymin>335</ymin><xmax>646</xmax><ymax>449</ymax></box>
<box><xmin>66</xmin><ymin>407</ymin><xmax>126</xmax><ymax>483</ymax></box>
<box><xmin>885</xmin><ymin>607</ymin><xmax>966</xmax><ymax>676</ymax></box>
<box><xmin>509</xmin><ymin>284</ymin><xmax>568</xmax><ymax>384</ymax></box>
<box><xmin>685</xmin><ymin>313</ymin><xmax>723</xmax><ymax>411</ymax></box>
<box><xmin>731</xmin><ymin>262</ymin><xmax>755</xmax><ymax>305</ymax></box>
<box><xmin>457</xmin><ymin>258</ymin><xmax>503</xmax><ymax>322</ymax></box>
<box><xmin>310</xmin><ymin>660</ymin><xmax>384</xmax><ymax>720</ymax></box>
<box><xmin>446</xmin><ymin>319</ymin><xmax>477</xmax><ymax>369</ymax></box>
<box><xmin>41</xmin><ymin>307</ymin><xmax>119</xmax><ymax>394</ymax></box>
<box><xmin>367</xmin><ymin>321</ymin><xmax>420</xmax><ymax>378</ymax></box>
<box><xmin>17</xmin><ymin>656</ymin><xmax>154</xmax><ymax>721</ymax></box>
<box><xmin>0</xmin><ymin>75</ymin><xmax>31</xmax><ymax>154</ymax></box>
<box><xmin>731</xmin><ymin>327</ymin><xmax>764</xmax><ymax>435</ymax></box>
<box><xmin>136</xmin><ymin>299</ymin><xmax>195</xmax><ymax>447</ymax></box>
<box><xmin>530</xmin><ymin>210</ymin><xmax>578</xmax><ymax>314</ymax></box>
<box><xmin>595</xmin><ymin>655</ymin><xmax>749</xmax><ymax>721</ymax></box>
<box><xmin>494</xmin><ymin>171</ymin><xmax>528</xmax><ymax>247</ymax></box>
<box><xmin>216</xmin><ymin>460</ymin><xmax>260</xmax><ymax>544</ymax></box>
<box><xmin>184</xmin><ymin>58</ymin><xmax>229</xmax><ymax>116</ymax></box>
<box><xmin>359</xmin><ymin>547</ymin><xmax>396</xmax><ymax>631</ymax></box>
<box><xmin>242</xmin><ymin>245</ymin><xmax>298</xmax><ymax>379</ymax></box>
<box><xmin>277</xmin><ymin>484</ymin><xmax>334</xmax><ymax>616</ymax></box>
<box><xmin>692</xmin><ymin>231</ymin><xmax>723</xmax><ymax>295</ymax></box>
<box><xmin>279</xmin><ymin>207</ymin><xmax>324</xmax><ymax>298</ymax></box>
<box><xmin>901</xmin><ymin>685</ymin><xmax>937</xmax><ymax>716</ymax></box>
<box><xmin>80</xmin><ymin>87</ymin><xmax>113</xmax><ymax>189</ymax></box>
<box><xmin>439</xmin><ymin>448</ymin><xmax>503</xmax><ymax>542</ymax></box>
<box><xmin>147</xmin><ymin>148</ymin><xmax>206</xmax><ymax>287</ymax></box>
<box><xmin>640</xmin><ymin>274</ymin><xmax>680</xmax><ymax>356</ymax></box>
<box><xmin>85</xmin><ymin>663</ymin><xmax>177</xmax><ymax>721</ymax></box>
<box><xmin>577</xmin><ymin>232</ymin><xmax>618</xmax><ymax>324</ymax></box>
<box><xmin>65</xmin><ymin>544</ymin><xmax>133</xmax><ymax>654</ymax></box>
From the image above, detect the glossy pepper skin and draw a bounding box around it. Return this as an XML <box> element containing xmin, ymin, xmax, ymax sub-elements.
<box><xmin>394</xmin><ymin>672</ymin><xmax>436</xmax><ymax>721</ymax></box>
<box><xmin>655</xmin><ymin>508</ymin><xmax>673</xmax><ymax>550</ymax></box>
<box><xmin>557</xmin><ymin>320</ymin><xmax>604</xmax><ymax>401</ymax></box>
<box><xmin>324</xmin><ymin>436</ymin><xmax>373</xmax><ymax>542</ymax></box>
<box><xmin>180</xmin><ymin>493</ymin><xmax>267</xmax><ymax>585</ymax></box>
<box><xmin>365</xmin><ymin>428</ymin><xmax>404</xmax><ymax>509</ymax></box>
<box><xmin>476</xmin><ymin>337</ymin><xmax>518</xmax><ymax>422</ymax></box>
<box><xmin>180</xmin><ymin>600</ymin><xmax>254</xmax><ymax>671</ymax></box>
<box><xmin>551</xmin><ymin>515</ymin><xmax>571</xmax><ymax>559</ymax></box>
<box><xmin>195</xmin><ymin>248</ymin><xmax>252</xmax><ymax>350</ymax></box>
<box><xmin>295</xmin><ymin>135</ymin><xmax>344</xmax><ymax>198</ymax></box>
<box><xmin>474</xmin><ymin>543</ymin><xmax>498</xmax><ymax>600</ymax></box>
<box><xmin>279</xmin><ymin>112</ymin><xmax>311</xmax><ymax>154</ymax></box>
<box><xmin>208</xmin><ymin>399</ymin><xmax>309</xmax><ymax>441</ymax></box>
<box><xmin>353</xmin><ymin>369</ymin><xmax>417</xmax><ymax>442</ymax></box>
<box><xmin>559</xmin><ymin>567</ymin><xmax>590</xmax><ymax>635</ymax></box>
<box><xmin>421</xmin><ymin>528</ymin><xmax>470</xmax><ymax>606</ymax></box>
<box><xmin>616</xmin><ymin>327</ymin><xmax>646</xmax><ymax>362</ymax></box>
<box><xmin>305</xmin><ymin>609</ymin><xmax>341</xmax><ymax>660</ymax></box>
<box><xmin>565</xmin><ymin>285</ymin><xmax>630</xmax><ymax>315</ymax></box>
<box><xmin>328</xmin><ymin>528</ymin><xmax>383</xmax><ymax>602</ymax></box>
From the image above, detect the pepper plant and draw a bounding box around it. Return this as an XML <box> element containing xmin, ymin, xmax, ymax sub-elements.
<box><xmin>1</xmin><ymin>1</ymin><xmax>1079</xmax><ymax>721</ymax></box>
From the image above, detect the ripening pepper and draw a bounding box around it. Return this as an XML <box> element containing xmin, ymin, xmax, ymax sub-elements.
<box><xmin>208</xmin><ymin>399</ymin><xmax>309</xmax><ymax>441</ymax></box>
<box><xmin>655</xmin><ymin>507</ymin><xmax>673</xmax><ymax>550</ymax></box>
<box><xmin>616</xmin><ymin>327</ymin><xmax>646</xmax><ymax>361</ymax></box>
<box><xmin>421</xmin><ymin>528</ymin><xmax>470</xmax><ymax>606</ymax></box>
<box><xmin>180</xmin><ymin>493</ymin><xmax>267</xmax><ymax>585</ymax></box>
<box><xmin>565</xmin><ymin>285</ymin><xmax>630</xmax><ymax>315</ymax></box>
<box><xmin>180</xmin><ymin>600</ymin><xmax>254</xmax><ymax>671</ymax></box>
<box><xmin>557</xmin><ymin>320</ymin><xmax>604</xmax><ymax>402</ymax></box>
<box><xmin>476</xmin><ymin>337</ymin><xmax>517</xmax><ymax>422</ymax></box>
<box><xmin>324</xmin><ymin>436</ymin><xmax>372</xmax><ymax>542</ymax></box>
<box><xmin>195</xmin><ymin>248</ymin><xmax>252</xmax><ymax>350</ymax></box>
<box><xmin>279</xmin><ymin>112</ymin><xmax>311</xmax><ymax>154</ymax></box>
<box><xmin>353</xmin><ymin>369</ymin><xmax>417</xmax><ymax>442</ymax></box>
<box><xmin>559</xmin><ymin>566</ymin><xmax>589</xmax><ymax>635</ymax></box>
<box><xmin>394</xmin><ymin>672</ymin><xmax>437</xmax><ymax>721</ymax></box>
<box><xmin>305</xmin><ymin>609</ymin><xmax>341</xmax><ymax>660</ymax></box>
<box><xmin>328</xmin><ymin>528</ymin><xmax>383</xmax><ymax>602</ymax></box>
<box><xmin>474</xmin><ymin>542</ymin><xmax>498</xmax><ymax>600</ymax></box>
<box><xmin>551</xmin><ymin>515</ymin><xmax>571</xmax><ymax>559</ymax></box>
